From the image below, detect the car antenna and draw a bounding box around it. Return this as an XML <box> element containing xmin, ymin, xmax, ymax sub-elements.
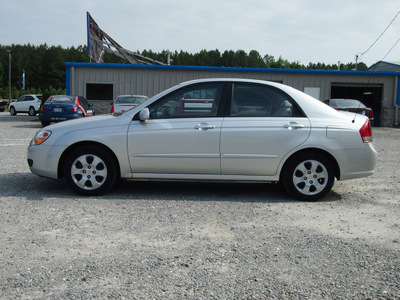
<box><xmin>352</xmin><ymin>99</ymin><xmax>362</xmax><ymax>123</ymax></box>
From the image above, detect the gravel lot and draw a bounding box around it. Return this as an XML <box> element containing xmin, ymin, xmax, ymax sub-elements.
<box><xmin>0</xmin><ymin>112</ymin><xmax>399</xmax><ymax>299</ymax></box>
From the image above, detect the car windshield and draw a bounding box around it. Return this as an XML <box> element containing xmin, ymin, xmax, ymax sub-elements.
<box><xmin>49</xmin><ymin>96</ymin><xmax>75</xmax><ymax>104</ymax></box>
<box><xmin>335</xmin><ymin>99</ymin><xmax>366</xmax><ymax>108</ymax></box>
<box><xmin>116</xmin><ymin>96</ymin><xmax>147</xmax><ymax>104</ymax></box>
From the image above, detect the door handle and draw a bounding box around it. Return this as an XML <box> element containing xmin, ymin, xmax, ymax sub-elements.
<box><xmin>284</xmin><ymin>122</ymin><xmax>305</xmax><ymax>129</ymax></box>
<box><xmin>194</xmin><ymin>123</ymin><xmax>216</xmax><ymax>130</ymax></box>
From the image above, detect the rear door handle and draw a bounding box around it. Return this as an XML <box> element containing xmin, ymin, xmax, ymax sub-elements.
<box><xmin>284</xmin><ymin>122</ymin><xmax>305</xmax><ymax>129</ymax></box>
<box><xmin>194</xmin><ymin>123</ymin><xmax>216</xmax><ymax>130</ymax></box>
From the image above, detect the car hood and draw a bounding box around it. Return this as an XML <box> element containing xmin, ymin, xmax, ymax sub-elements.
<box><xmin>43</xmin><ymin>113</ymin><xmax>133</xmax><ymax>136</ymax></box>
<box><xmin>36</xmin><ymin>113</ymin><xmax>134</xmax><ymax>147</ymax></box>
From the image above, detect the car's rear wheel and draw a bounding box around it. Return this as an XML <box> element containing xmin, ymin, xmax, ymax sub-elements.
<box><xmin>282</xmin><ymin>152</ymin><xmax>334</xmax><ymax>201</ymax></box>
<box><xmin>64</xmin><ymin>146</ymin><xmax>117</xmax><ymax>196</ymax></box>
<box><xmin>9</xmin><ymin>106</ymin><xmax>16</xmax><ymax>115</ymax></box>
<box><xmin>28</xmin><ymin>106</ymin><xmax>36</xmax><ymax>116</ymax></box>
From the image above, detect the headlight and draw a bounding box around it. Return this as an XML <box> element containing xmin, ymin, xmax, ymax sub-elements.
<box><xmin>31</xmin><ymin>130</ymin><xmax>52</xmax><ymax>146</ymax></box>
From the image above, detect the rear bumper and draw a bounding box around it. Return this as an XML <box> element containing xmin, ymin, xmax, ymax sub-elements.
<box><xmin>335</xmin><ymin>143</ymin><xmax>377</xmax><ymax>180</ymax></box>
<box><xmin>40</xmin><ymin>114</ymin><xmax>83</xmax><ymax>122</ymax></box>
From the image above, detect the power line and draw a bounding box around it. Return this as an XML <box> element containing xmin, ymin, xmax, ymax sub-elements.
<box><xmin>361</xmin><ymin>10</ymin><xmax>400</xmax><ymax>56</ymax></box>
<box><xmin>381</xmin><ymin>37</ymin><xmax>400</xmax><ymax>61</ymax></box>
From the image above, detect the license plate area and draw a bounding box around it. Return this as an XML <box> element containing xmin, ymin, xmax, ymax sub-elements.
<box><xmin>54</xmin><ymin>108</ymin><xmax>63</xmax><ymax>113</ymax></box>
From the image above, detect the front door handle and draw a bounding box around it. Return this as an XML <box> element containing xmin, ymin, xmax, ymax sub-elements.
<box><xmin>194</xmin><ymin>123</ymin><xmax>216</xmax><ymax>130</ymax></box>
<box><xmin>284</xmin><ymin>122</ymin><xmax>305</xmax><ymax>129</ymax></box>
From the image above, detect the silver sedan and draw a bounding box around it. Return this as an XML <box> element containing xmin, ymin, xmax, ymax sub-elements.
<box><xmin>27</xmin><ymin>79</ymin><xmax>377</xmax><ymax>200</ymax></box>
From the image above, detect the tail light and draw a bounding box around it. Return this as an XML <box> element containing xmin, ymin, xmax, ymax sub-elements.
<box><xmin>359</xmin><ymin>119</ymin><xmax>373</xmax><ymax>143</ymax></box>
<box><xmin>41</xmin><ymin>106</ymin><xmax>46</xmax><ymax>112</ymax></box>
<box><xmin>71</xmin><ymin>107</ymin><xmax>78</xmax><ymax>113</ymax></box>
<box><xmin>369</xmin><ymin>109</ymin><xmax>374</xmax><ymax>119</ymax></box>
<box><xmin>110</xmin><ymin>105</ymin><xmax>114</xmax><ymax>113</ymax></box>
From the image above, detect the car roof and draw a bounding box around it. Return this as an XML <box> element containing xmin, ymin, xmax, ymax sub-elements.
<box><xmin>178</xmin><ymin>78</ymin><xmax>281</xmax><ymax>87</ymax></box>
<box><xmin>328</xmin><ymin>98</ymin><xmax>362</xmax><ymax>102</ymax></box>
<box><xmin>141</xmin><ymin>78</ymin><xmax>342</xmax><ymax>120</ymax></box>
<box><xmin>116</xmin><ymin>95</ymin><xmax>148</xmax><ymax>97</ymax></box>
<box><xmin>174</xmin><ymin>78</ymin><xmax>302</xmax><ymax>98</ymax></box>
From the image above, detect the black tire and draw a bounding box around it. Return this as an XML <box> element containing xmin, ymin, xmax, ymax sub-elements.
<box><xmin>64</xmin><ymin>146</ymin><xmax>117</xmax><ymax>196</ymax></box>
<box><xmin>41</xmin><ymin>121</ymin><xmax>50</xmax><ymax>127</ymax></box>
<box><xmin>9</xmin><ymin>106</ymin><xmax>16</xmax><ymax>115</ymax></box>
<box><xmin>282</xmin><ymin>152</ymin><xmax>335</xmax><ymax>201</ymax></box>
<box><xmin>28</xmin><ymin>106</ymin><xmax>36</xmax><ymax>116</ymax></box>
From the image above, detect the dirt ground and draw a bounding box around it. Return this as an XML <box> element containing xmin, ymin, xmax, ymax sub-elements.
<box><xmin>0</xmin><ymin>112</ymin><xmax>399</xmax><ymax>299</ymax></box>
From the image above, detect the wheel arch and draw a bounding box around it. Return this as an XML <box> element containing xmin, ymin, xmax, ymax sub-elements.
<box><xmin>280</xmin><ymin>148</ymin><xmax>341</xmax><ymax>181</ymax></box>
<box><xmin>28</xmin><ymin>106</ymin><xmax>36</xmax><ymax>115</ymax></box>
<box><xmin>57</xmin><ymin>141</ymin><xmax>121</xmax><ymax>180</ymax></box>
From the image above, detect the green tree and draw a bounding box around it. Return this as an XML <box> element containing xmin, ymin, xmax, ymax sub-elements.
<box><xmin>235</xmin><ymin>50</ymin><xmax>247</xmax><ymax>67</ymax></box>
<box><xmin>221</xmin><ymin>50</ymin><xmax>236</xmax><ymax>67</ymax></box>
<box><xmin>0</xmin><ymin>43</ymin><xmax>376</xmax><ymax>96</ymax></box>
<box><xmin>248</xmin><ymin>50</ymin><xmax>265</xmax><ymax>68</ymax></box>
<box><xmin>0</xmin><ymin>61</ymin><xmax>3</xmax><ymax>89</ymax></box>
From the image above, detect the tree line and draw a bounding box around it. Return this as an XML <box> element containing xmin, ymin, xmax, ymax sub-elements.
<box><xmin>0</xmin><ymin>44</ymin><xmax>368</xmax><ymax>100</ymax></box>
<box><xmin>0</xmin><ymin>44</ymin><xmax>89</xmax><ymax>100</ymax></box>
<box><xmin>142</xmin><ymin>49</ymin><xmax>367</xmax><ymax>71</ymax></box>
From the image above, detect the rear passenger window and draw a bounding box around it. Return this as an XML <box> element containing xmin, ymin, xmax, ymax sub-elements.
<box><xmin>231</xmin><ymin>84</ymin><xmax>294</xmax><ymax>117</ymax></box>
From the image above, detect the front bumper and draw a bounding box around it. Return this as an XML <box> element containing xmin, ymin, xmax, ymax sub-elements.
<box><xmin>27</xmin><ymin>144</ymin><xmax>67</xmax><ymax>179</ymax></box>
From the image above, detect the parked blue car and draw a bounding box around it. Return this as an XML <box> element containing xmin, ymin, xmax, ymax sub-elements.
<box><xmin>40</xmin><ymin>95</ymin><xmax>95</xmax><ymax>127</ymax></box>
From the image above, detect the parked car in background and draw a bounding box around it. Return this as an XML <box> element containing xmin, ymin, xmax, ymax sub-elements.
<box><xmin>40</xmin><ymin>95</ymin><xmax>95</xmax><ymax>127</ymax></box>
<box><xmin>27</xmin><ymin>79</ymin><xmax>376</xmax><ymax>201</ymax></box>
<box><xmin>0</xmin><ymin>98</ymin><xmax>8</xmax><ymax>112</ymax></box>
<box><xmin>110</xmin><ymin>95</ymin><xmax>148</xmax><ymax>113</ymax></box>
<box><xmin>323</xmin><ymin>98</ymin><xmax>374</xmax><ymax>123</ymax></box>
<box><xmin>8</xmin><ymin>94</ymin><xmax>42</xmax><ymax>116</ymax></box>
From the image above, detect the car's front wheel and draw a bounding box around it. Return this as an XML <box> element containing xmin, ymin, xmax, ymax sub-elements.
<box><xmin>64</xmin><ymin>146</ymin><xmax>117</xmax><ymax>196</ymax></box>
<box><xmin>282</xmin><ymin>152</ymin><xmax>335</xmax><ymax>201</ymax></box>
<box><xmin>9</xmin><ymin>106</ymin><xmax>16</xmax><ymax>115</ymax></box>
<box><xmin>28</xmin><ymin>106</ymin><xmax>36</xmax><ymax>116</ymax></box>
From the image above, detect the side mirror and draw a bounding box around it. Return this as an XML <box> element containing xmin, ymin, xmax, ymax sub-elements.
<box><xmin>139</xmin><ymin>108</ymin><xmax>150</xmax><ymax>121</ymax></box>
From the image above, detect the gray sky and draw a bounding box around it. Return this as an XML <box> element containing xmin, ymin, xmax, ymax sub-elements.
<box><xmin>1</xmin><ymin>0</ymin><xmax>399</xmax><ymax>67</ymax></box>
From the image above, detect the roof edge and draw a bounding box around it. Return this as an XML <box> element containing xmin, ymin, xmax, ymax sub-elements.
<box><xmin>65</xmin><ymin>62</ymin><xmax>400</xmax><ymax>76</ymax></box>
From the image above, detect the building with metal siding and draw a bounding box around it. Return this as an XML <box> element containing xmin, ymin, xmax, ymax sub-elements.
<box><xmin>368</xmin><ymin>61</ymin><xmax>400</xmax><ymax>72</ymax></box>
<box><xmin>65</xmin><ymin>62</ymin><xmax>400</xmax><ymax>127</ymax></box>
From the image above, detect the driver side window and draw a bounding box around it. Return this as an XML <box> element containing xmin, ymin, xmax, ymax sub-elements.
<box><xmin>149</xmin><ymin>83</ymin><xmax>224</xmax><ymax>119</ymax></box>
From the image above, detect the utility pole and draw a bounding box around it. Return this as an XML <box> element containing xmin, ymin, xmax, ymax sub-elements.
<box><xmin>355</xmin><ymin>54</ymin><xmax>359</xmax><ymax>71</ymax></box>
<box><xmin>7</xmin><ymin>49</ymin><xmax>11</xmax><ymax>103</ymax></box>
